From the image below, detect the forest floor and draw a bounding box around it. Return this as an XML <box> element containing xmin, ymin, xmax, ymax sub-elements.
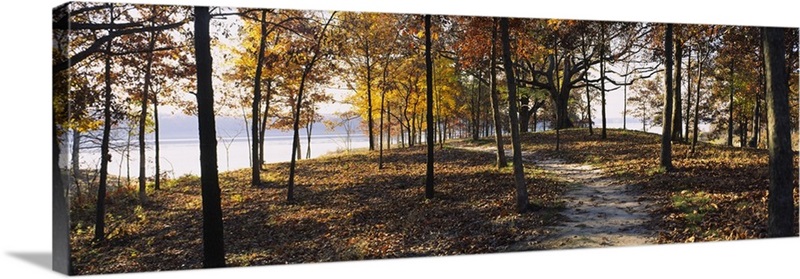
<box><xmin>69</xmin><ymin>144</ymin><xmax>569</xmax><ymax>274</ymax></box>
<box><xmin>68</xmin><ymin>128</ymin><xmax>799</xmax><ymax>275</ymax></box>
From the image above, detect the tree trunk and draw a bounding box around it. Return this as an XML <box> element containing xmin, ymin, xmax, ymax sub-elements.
<box><xmin>582</xmin><ymin>33</ymin><xmax>593</xmax><ymax>135</ymax></box>
<box><xmin>306</xmin><ymin>121</ymin><xmax>313</xmax><ymax>159</ymax></box>
<box><xmin>519</xmin><ymin>96</ymin><xmax>531</xmax><ymax>132</ymax></box>
<box><xmin>424</xmin><ymin>14</ymin><xmax>435</xmax><ymax>199</ymax></box>
<box><xmin>660</xmin><ymin>24</ymin><xmax>674</xmax><ymax>171</ymax></box>
<box><xmin>138</xmin><ymin>30</ymin><xmax>156</xmax><ymax>204</ymax></box>
<box><xmin>552</xmin><ymin>86</ymin><xmax>575</xmax><ymax>129</ymax></box>
<box><xmin>489</xmin><ymin>19</ymin><xmax>508</xmax><ymax>168</ymax></box>
<box><xmin>259</xmin><ymin>80</ymin><xmax>272</xmax><ymax>169</ymax></box>
<box><xmin>500</xmin><ymin>18</ymin><xmax>528</xmax><ymax>213</ymax></box>
<box><xmin>740</xmin><ymin>118</ymin><xmax>748</xmax><ymax>148</ymax></box>
<box><xmin>251</xmin><ymin>10</ymin><xmax>267</xmax><ymax>187</ymax></box>
<box><xmin>126</xmin><ymin>125</ymin><xmax>131</xmax><ymax>186</ymax></box>
<box><xmin>194</xmin><ymin>6</ymin><xmax>226</xmax><ymax>268</ymax></box>
<box><xmin>623</xmin><ymin>63</ymin><xmax>629</xmax><ymax>130</ymax></box>
<box><xmin>241</xmin><ymin>106</ymin><xmax>251</xmax><ymax>167</ymax></box>
<box><xmin>672</xmin><ymin>40</ymin><xmax>683</xmax><ymax>142</ymax></box>
<box><xmin>763</xmin><ymin>27</ymin><xmax>794</xmax><ymax>237</ymax></box>
<box><xmin>366</xmin><ymin>42</ymin><xmax>375</xmax><ymax>151</ymax></box>
<box><xmin>154</xmin><ymin>89</ymin><xmax>160</xmax><ymax>190</ymax></box>
<box><xmin>750</xmin><ymin>48</ymin><xmax>765</xmax><ymax>148</ymax></box>
<box><xmin>691</xmin><ymin>48</ymin><xmax>704</xmax><ymax>154</ymax></box>
<box><xmin>600</xmin><ymin>31</ymin><xmax>608</xmax><ymax>139</ymax></box>
<box><xmin>379</xmin><ymin>73</ymin><xmax>386</xmax><ymax>169</ymax></box>
<box><xmin>474</xmin><ymin>76</ymin><xmax>483</xmax><ymax>140</ymax></box>
<box><xmin>727</xmin><ymin>60</ymin><xmax>735</xmax><ymax>147</ymax></box>
<box><xmin>71</xmin><ymin>130</ymin><xmax>81</xmax><ymax>199</ymax></box>
<box><xmin>387</xmin><ymin>105</ymin><xmax>391</xmax><ymax>150</ymax></box>
<box><xmin>685</xmin><ymin>46</ymin><xmax>692</xmax><ymax>139</ymax></box>
<box><xmin>749</xmin><ymin>94</ymin><xmax>761</xmax><ymax>147</ymax></box>
<box><xmin>95</xmin><ymin>10</ymin><xmax>114</xmax><ymax>240</ymax></box>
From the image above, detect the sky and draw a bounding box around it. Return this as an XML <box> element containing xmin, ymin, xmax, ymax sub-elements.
<box><xmin>0</xmin><ymin>1</ymin><xmax>798</xmax><ymax>279</ymax></box>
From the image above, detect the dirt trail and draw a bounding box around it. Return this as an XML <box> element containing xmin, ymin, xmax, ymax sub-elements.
<box><xmin>460</xmin><ymin>145</ymin><xmax>655</xmax><ymax>250</ymax></box>
<box><xmin>525</xmin><ymin>157</ymin><xmax>654</xmax><ymax>250</ymax></box>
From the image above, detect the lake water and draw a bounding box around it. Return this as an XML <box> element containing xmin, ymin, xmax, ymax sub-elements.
<box><xmin>78</xmin><ymin>134</ymin><xmax>369</xmax><ymax>178</ymax></box>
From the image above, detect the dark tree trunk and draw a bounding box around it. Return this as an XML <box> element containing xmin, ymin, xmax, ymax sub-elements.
<box><xmin>691</xmin><ymin>48</ymin><xmax>704</xmax><ymax>154</ymax></box>
<box><xmin>685</xmin><ymin>46</ymin><xmax>692</xmax><ymax>139</ymax></box>
<box><xmin>500</xmin><ymin>18</ymin><xmax>528</xmax><ymax>213</ymax></box>
<box><xmin>740</xmin><ymin>118</ymin><xmax>748</xmax><ymax>148</ymax></box>
<box><xmin>71</xmin><ymin>130</ymin><xmax>81</xmax><ymax>198</ymax></box>
<box><xmin>387</xmin><ymin>105</ymin><xmax>391</xmax><ymax>150</ymax></box>
<box><xmin>553</xmin><ymin>86</ymin><xmax>575</xmax><ymax>129</ymax></box>
<box><xmin>749</xmin><ymin>94</ymin><xmax>761</xmax><ymax>147</ymax></box>
<box><xmin>623</xmin><ymin>63</ymin><xmax>629</xmax><ymax>130</ymax></box>
<box><xmin>599</xmin><ymin>30</ymin><xmax>607</xmax><ymax>139</ymax></box>
<box><xmin>489</xmin><ymin>19</ymin><xmax>508</xmax><ymax>168</ymax></box>
<box><xmin>660</xmin><ymin>24</ymin><xmax>674</xmax><ymax>170</ymax></box>
<box><xmin>138</xmin><ymin>30</ymin><xmax>155</xmax><ymax>204</ymax></box>
<box><xmin>259</xmin><ymin>80</ymin><xmax>272</xmax><ymax>170</ymax></box>
<box><xmin>519</xmin><ymin>96</ymin><xmax>531</xmax><ymax>132</ymax></box>
<box><xmin>366</xmin><ymin>42</ymin><xmax>375</xmax><ymax>151</ymax></box>
<box><xmin>251</xmin><ymin>10</ymin><xmax>267</xmax><ymax>187</ymax></box>
<box><xmin>763</xmin><ymin>27</ymin><xmax>794</xmax><ymax>237</ymax></box>
<box><xmin>194</xmin><ymin>6</ymin><xmax>226</xmax><ymax>268</ymax></box>
<box><xmin>379</xmin><ymin>67</ymin><xmax>387</xmax><ymax>169</ymax></box>
<box><xmin>424</xmin><ymin>14</ymin><xmax>435</xmax><ymax>199</ymax></box>
<box><xmin>727</xmin><ymin>60</ymin><xmax>735</xmax><ymax>147</ymax></box>
<box><xmin>750</xmin><ymin>48</ymin><xmax>765</xmax><ymax>148</ymax></box>
<box><xmin>154</xmin><ymin>90</ymin><xmax>160</xmax><ymax>190</ymax></box>
<box><xmin>94</xmin><ymin>14</ymin><xmax>114</xmax><ymax>240</ymax></box>
<box><xmin>582</xmin><ymin>33</ymin><xmax>593</xmax><ymax>135</ymax></box>
<box><xmin>672</xmin><ymin>40</ymin><xmax>683</xmax><ymax>142</ymax></box>
<box><xmin>306</xmin><ymin>120</ymin><xmax>313</xmax><ymax>159</ymax></box>
<box><xmin>473</xmin><ymin>75</ymin><xmax>483</xmax><ymax>140</ymax></box>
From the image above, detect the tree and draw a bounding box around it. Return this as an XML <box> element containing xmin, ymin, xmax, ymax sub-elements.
<box><xmin>671</xmin><ymin>32</ymin><xmax>684</xmax><ymax>142</ymax></box>
<box><xmin>453</xmin><ymin>17</ymin><xmax>506</xmax><ymax>168</ymax></box>
<box><xmin>194</xmin><ymin>6</ymin><xmax>225</xmax><ymax>268</ymax></box>
<box><xmin>628</xmin><ymin>74</ymin><xmax>664</xmax><ymax>132</ymax></box>
<box><xmin>250</xmin><ymin>10</ymin><xmax>268</xmax><ymax>187</ymax></box>
<box><xmin>489</xmin><ymin>19</ymin><xmax>508</xmax><ymax>168</ymax></box>
<box><xmin>500</xmin><ymin>18</ymin><xmax>529</xmax><ymax>213</ymax></box>
<box><xmin>660</xmin><ymin>24</ymin><xmax>674</xmax><ymax>171</ymax></box>
<box><xmin>287</xmin><ymin>12</ymin><xmax>336</xmax><ymax>201</ymax></box>
<box><xmin>94</xmin><ymin>3</ymin><xmax>115</xmax><ymax>242</ymax></box>
<box><xmin>339</xmin><ymin>12</ymin><xmax>389</xmax><ymax>152</ymax></box>
<box><xmin>137</xmin><ymin>29</ymin><xmax>156</xmax><ymax>204</ymax></box>
<box><xmin>762</xmin><ymin>27</ymin><xmax>794</xmax><ymax>237</ymax></box>
<box><xmin>424</xmin><ymin>15</ymin><xmax>435</xmax><ymax>199</ymax></box>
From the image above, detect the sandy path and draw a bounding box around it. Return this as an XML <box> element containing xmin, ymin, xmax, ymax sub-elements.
<box><xmin>526</xmin><ymin>157</ymin><xmax>654</xmax><ymax>249</ymax></box>
<box><xmin>458</xmin><ymin>145</ymin><xmax>655</xmax><ymax>250</ymax></box>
